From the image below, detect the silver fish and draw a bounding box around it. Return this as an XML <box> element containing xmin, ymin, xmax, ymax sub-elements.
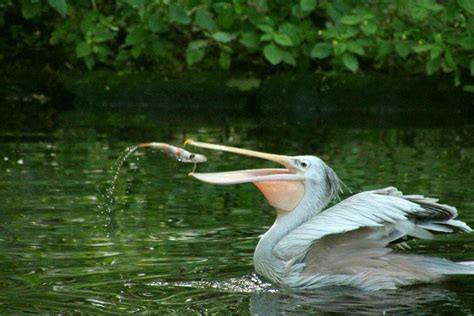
<box><xmin>138</xmin><ymin>142</ymin><xmax>207</xmax><ymax>163</ymax></box>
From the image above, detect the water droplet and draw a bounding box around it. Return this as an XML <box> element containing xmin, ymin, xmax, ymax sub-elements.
<box><xmin>101</xmin><ymin>145</ymin><xmax>140</xmax><ymax>213</ymax></box>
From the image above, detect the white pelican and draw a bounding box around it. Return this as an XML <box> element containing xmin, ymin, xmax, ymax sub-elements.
<box><xmin>185</xmin><ymin>140</ymin><xmax>474</xmax><ymax>291</ymax></box>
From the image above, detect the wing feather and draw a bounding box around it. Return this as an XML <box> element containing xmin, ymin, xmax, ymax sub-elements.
<box><xmin>273</xmin><ymin>187</ymin><xmax>471</xmax><ymax>262</ymax></box>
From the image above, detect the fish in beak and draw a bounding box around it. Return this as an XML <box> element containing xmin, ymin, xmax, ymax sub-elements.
<box><xmin>185</xmin><ymin>140</ymin><xmax>305</xmax><ymax>213</ymax></box>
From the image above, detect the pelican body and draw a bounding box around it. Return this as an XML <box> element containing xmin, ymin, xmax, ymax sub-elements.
<box><xmin>185</xmin><ymin>140</ymin><xmax>474</xmax><ymax>291</ymax></box>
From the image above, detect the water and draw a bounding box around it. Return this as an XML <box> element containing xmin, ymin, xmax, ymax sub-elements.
<box><xmin>1</xmin><ymin>86</ymin><xmax>474</xmax><ymax>313</ymax></box>
<box><xmin>103</xmin><ymin>145</ymin><xmax>139</xmax><ymax>213</ymax></box>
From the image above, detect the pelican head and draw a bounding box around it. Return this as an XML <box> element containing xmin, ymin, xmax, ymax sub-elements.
<box><xmin>288</xmin><ymin>155</ymin><xmax>342</xmax><ymax>203</ymax></box>
<box><xmin>186</xmin><ymin>140</ymin><xmax>341</xmax><ymax>216</ymax></box>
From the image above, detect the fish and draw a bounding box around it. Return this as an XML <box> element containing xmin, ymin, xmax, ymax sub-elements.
<box><xmin>138</xmin><ymin>142</ymin><xmax>207</xmax><ymax>163</ymax></box>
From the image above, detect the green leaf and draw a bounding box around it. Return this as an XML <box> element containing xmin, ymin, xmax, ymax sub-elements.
<box><xmin>412</xmin><ymin>43</ymin><xmax>433</xmax><ymax>53</ymax></box>
<box><xmin>444</xmin><ymin>51</ymin><xmax>456</xmax><ymax>69</ymax></box>
<box><xmin>254</xmin><ymin>0</ymin><xmax>269</xmax><ymax>12</ymax></box>
<box><xmin>76</xmin><ymin>42</ymin><xmax>91</xmax><ymax>58</ymax></box>
<box><xmin>186</xmin><ymin>42</ymin><xmax>206</xmax><ymax>66</ymax></box>
<box><xmin>148</xmin><ymin>14</ymin><xmax>168</xmax><ymax>33</ymax></box>
<box><xmin>455</xmin><ymin>74</ymin><xmax>460</xmax><ymax>87</ymax></box>
<box><xmin>125</xmin><ymin>27</ymin><xmax>147</xmax><ymax>46</ymax></box>
<box><xmin>122</xmin><ymin>0</ymin><xmax>145</xmax><ymax>8</ymax></box>
<box><xmin>425</xmin><ymin>1</ymin><xmax>443</xmax><ymax>12</ymax></box>
<box><xmin>188</xmin><ymin>40</ymin><xmax>207</xmax><ymax>50</ymax></box>
<box><xmin>441</xmin><ymin>60</ymin><xmax>453</xmax><ymax>73</ymax></box>
<box><xmin>94</xmin><ymin>30</ymin><xmax>116</xmax><ymax>43</ymax></box>
<box><xmin>430</xmin><ymin>46</ymin><xmax>442</xmax><ymax>59</ymax></box>
<box><xmin>340</xmin><ymin>15</ymin><xmax>365</xmax><ymax>25</ymax></box>
<box><xmin>94</xmin><ymin>44</ymin><xmax>111</xmax><ymax>60</ymax></box>
<box><xmin>116</xmin><ymin>50</ymin><xmax>129</xmax><ymax>62</ymax></box>
<box><xmin>470</xmin><ymin>59</ymin><xmax>474</xmax><ymax>76</ymax></box>
<box><xmin>260</xmin><ymin>33</ymin><xmax>273</xmax><ymax>42</ymax></box>
<box><xmin>214</xmin><ymin>3</ymin><xmax>235</xmax><ymax>29</ymax></box>
<box><xmin>449</xmin><ymin>37</ymin><xmax>474</xmax><ymax>50</ymax></box>
<box><xmin>347</xmin><ymin>42</ymin><xmax>364</xmax><ymax>56</ymax></box>
<box><xmin>257</xmin><ymin>24</ymin><xmax>274</xmax><ymax>33</ymax></box>
<box><xmin>361</xmin><ymin>20</ymin><xmax>377</xmax><ymax>35</ymax></box>
<box><xmin>377</xmin><ymin>40</ymin><xmax>392</xmax><ymax>57</ymax></box>
<box><xmin>344</xmin><ymin>26</ymin><xmax>360</xmax><ymax>38</ymax></box>
<box><xmin>84</xmin><ymin>56</ymin><xmax>95</xmax><ymax>70</ymax></box>
<box><xmin>80</xmin><ymin>14</ymin><xmax>97</xmax><ymax>35</ymax></box>
<box><xmin>130</xmin><ymin>45</ymin><xmax>143</xmax><ymax>58</ymax></box>
<box><xmin>279</xmin><ymin>23</ymin><xmax>302</xmax><ymax>46</ymax></box>
<box><xmin>333</xmin><ymin>42</ymin><xmax>347</xmax><ymax>56</ymax></box>
<box><xmin>342</xmin><ymin>53</ymin><xmax>358</xmax><ymax>72</ymax></box>
<box><xmin>426</xmin><ymin>57</ymin><xmax>441</xmax><ymax>75</ymax></box>
<box><xmin>195</xmin><ymin>9</ymin><xmax>216</xmax><ymax>31</ymax></box>
<box><xmin>263</xmin><ymin>43</ymin><xmax>283</xmax><ymax>65</ymax></box>
<box><xmin>219</xmin><ymin>51</ymin><xmax>231</xmax><ymax>70</ymax></box>
<box><xmin>273</xmin><ymin>33</ymin><xmax>293</xmax><ymax>46</ymax></box>
<box><xmin>395</xmin><ymin>41</ymin><xmax>411</xmax><ymax>59</ymax></box>
<box><xmin>169</xmin><ymin>3</ymin><xmax>190</xmax><ymax>25</ymax></box>
<box><xmin>300</xmin><ymin>0</ymin><xmax>317</xmax><ymax>12</ymax></box>
<box><xmin>21</xmin><ymin>0</ymin><xmax>41</xmax><ymax>19</ymax></box>
<box><xmin>281</xmin><ymin>50</ymin><xmax>296</xmax><ymax>66</ymax></box>
<box><xmin>240</xmin><ymin>32</ymin><xmax>259</xmax><ymax>49</ymax></box>
<box><xmin>212</xmin><ymin>32</ymin><xmax>236</xmax><ymax>43</ymax></box>
<box><xmin>410</xmin><ymin>6</ymin><xmax>428</xmax><ymax>20</ymax></box>
<box><xmin>47</xmin><ymin>0</ymin><xmax>67</xmax><ymax>17</ymax></box>
<box><xmin>291</xmin><ymin>4</ymin><xmax>304</xmax><ymax>18</ymax></box>
<box><xmin>310</xmin><ymin>42</ymin><xmax>332</xmax><ymax>59</ymax></box>
<box><xmin>458</xmin><ymin>0</ymin><xmax>474</xmax><ymax>14</ymax></box>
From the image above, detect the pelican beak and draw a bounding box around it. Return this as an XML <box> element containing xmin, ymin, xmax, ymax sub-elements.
<box><xmin>185</xmin><ymin>140</ymin><xmax>305</xmax><ymax>212</ymax></box>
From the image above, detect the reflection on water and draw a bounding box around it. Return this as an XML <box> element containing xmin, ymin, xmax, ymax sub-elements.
<box><xmin>0</xmin><ymin>103</ymin><xmax>474</xmax><ymax>313</ymax></box>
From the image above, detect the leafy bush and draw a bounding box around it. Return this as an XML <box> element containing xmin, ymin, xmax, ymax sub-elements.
<box><xmin>2</xmin><ymin>0</ymin><xmax>474</xmax><ymax>84</ymax></box>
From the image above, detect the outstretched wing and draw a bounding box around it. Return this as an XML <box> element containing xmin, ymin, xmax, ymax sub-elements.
<box><xmin>273</xmin><ymin>187</ymin><xmax>472</xmax><ymax>262</ymax></box>
<box><xmin>273</xmin><ymin>187</ymin><xmax>472</xmax><ymax>290</ymax></box>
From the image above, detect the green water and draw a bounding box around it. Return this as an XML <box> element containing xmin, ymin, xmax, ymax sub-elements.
<box><xmin>1</xmin><ymin>90</ymin><xmax>474</xmax><ymax>314</ymax></box>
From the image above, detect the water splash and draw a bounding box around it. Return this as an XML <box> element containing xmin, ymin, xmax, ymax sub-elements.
<box><xmin>97</xmin><ymin>145</ymin><xmax>141</xmax><ymax>230</ymax></box>
<box><xmin>147</xmin><ymin>274</ymin><xmax>276</xmax><ymax>294</ymax></box>
<box><xmin>105</xmin><ymin>145</ymin><xmax>139</xmax><ymax>206</ymax></box>
<box><xmin>96</xmin><ymin>143</ymin><xmax>203</xmax><ymax>234</ymax></box>
<box><xmin>99</xmin><ymin>143</ymin><xmax>203</xmax><ymax>218</ymax></box>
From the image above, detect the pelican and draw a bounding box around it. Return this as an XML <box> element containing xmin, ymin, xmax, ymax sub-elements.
<box><xmin>185</xmin><ymin>140</ymin><xmax>474</xmax><ymax>291</ymax></box>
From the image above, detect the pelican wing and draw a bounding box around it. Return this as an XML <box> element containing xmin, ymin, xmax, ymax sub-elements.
<box><xmin>273</xmin><ymin>187</ymin><xmax>472</xmax><ymax>262</ymax></box>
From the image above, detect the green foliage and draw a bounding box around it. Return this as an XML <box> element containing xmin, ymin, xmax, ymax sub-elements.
<box><xmin>47</xmin><ymin>0</ymin><xmax>68</xmax><ymax>17</ymax></box>
<box><xmin>2</xmin><ymin>0</ymin><xmax>474</xmax><ymax>84</ymax></box>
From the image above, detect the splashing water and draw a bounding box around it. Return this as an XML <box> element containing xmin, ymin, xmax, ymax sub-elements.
<box><xmin>98</xmin><ymin>145</ymin><xmax>140</xmax><ymax>222</ymax></box>
<box><xmin>97</xmin><ymin>142</ymin><xmax>205</xmax><ymax>233</ymax></box>
<box><xmin>147</xmin><ymin>274</ymin><xmax>276</xmax><ymax>294</ymax></box>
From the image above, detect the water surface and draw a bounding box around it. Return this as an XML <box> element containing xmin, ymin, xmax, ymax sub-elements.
<box><xmin>1</xmin><ymin>84</ymin><xmax>474</xmax><ymax>314</ymax></box>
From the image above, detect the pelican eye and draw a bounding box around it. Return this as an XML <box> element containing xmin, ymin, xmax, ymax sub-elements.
<box><xmin>295</xmin><ymin>159</ymin><xmax>310</xmax><ymax>168</ymax></box>
<box><xmin>189</xmin><ymin>154</ymin><xmax>196</xmax><ymax>159</ymax></box>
